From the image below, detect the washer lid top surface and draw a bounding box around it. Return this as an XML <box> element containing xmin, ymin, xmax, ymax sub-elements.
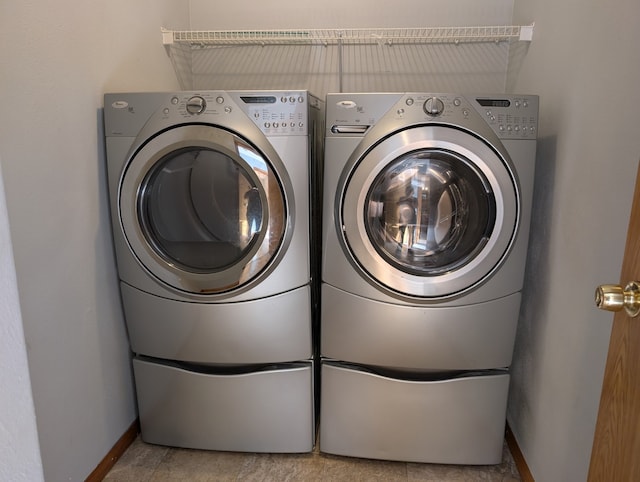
<box><xmin>119</xmin><ymin>124</ymin><xmax>292</xmax><ymax>295</ymax></box>
<box><xmin>339</xmin><ymin>124</ymin><xmax>518</xmax><ymax>300</ymax></box>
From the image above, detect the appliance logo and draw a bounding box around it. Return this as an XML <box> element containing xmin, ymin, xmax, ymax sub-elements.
<box><xmin>336</xmin><ymin>100</ymin><xmax>357</xmax><ymax>109</ymax></box>
<box><xmin>111</xmin><ymin>100</ymin><xmax>129</xmax><ymax>109</ymax></box>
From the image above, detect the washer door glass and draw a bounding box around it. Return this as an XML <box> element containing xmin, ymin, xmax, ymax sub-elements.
<box><xmin>120</xmin><ymin>125</ymin><xmax>288</xmax><ymax>294</ymax></box>
<box><xmin>366</xmin><ymin>149</ymin><xmax>495</xmax><ymax>276</ymax></box>
<box><xmin>340</xmin><ymin>125</ymin><xmax>518</xmax><ymax>299</ymax></box>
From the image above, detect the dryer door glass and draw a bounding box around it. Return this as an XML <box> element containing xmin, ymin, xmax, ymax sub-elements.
<box><xmin>139</xmin><ymin>146</ymin><xmax>270</xmax><ymax>272</ymax></box>
<box><xmin>365</xmin><ymin>149</ymin><xmax>496</xmax><ymax>276</ymax></box>
<box><xmin>121</xmin><ymin>124</ymin><xmax>288</xmax><ymax>295</ymax></box>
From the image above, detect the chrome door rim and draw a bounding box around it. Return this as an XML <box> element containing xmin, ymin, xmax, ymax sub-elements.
<box><xmin>339</xmin><ymin>125</ymin><xmax>518</xmax><ymax>299</ymax></box>
<box><xmin>119</xmin><ymin>124</ymin><xmax>292</xmax><ymax>295</ymax></box>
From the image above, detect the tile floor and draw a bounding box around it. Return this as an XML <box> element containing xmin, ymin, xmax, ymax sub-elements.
<box><xmin>104</xmin><ymin>436</ymin><xmax>521</xmax><ymax>481</ymax></box>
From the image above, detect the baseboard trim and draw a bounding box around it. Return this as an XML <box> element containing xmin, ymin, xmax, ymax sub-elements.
<box><xmin>85</xmin><ymin>419</ymin><xmax>139</xmax><ymax>482</ymax></box>
<box><xmin>506</xmin><ymin>423</ymin><xmax>534</xmax><ymax>482</ymax></box>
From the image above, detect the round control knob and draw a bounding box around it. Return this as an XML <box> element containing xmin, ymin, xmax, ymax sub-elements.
<box><xmin>186</xmin><ymin>96</ymin><xmax>206</xmax><ymax>115</ymax></box>
<box><xmin>424</xmin><ymin>97</ymin><xmax>445</xmax><ymax>116</ymax></box>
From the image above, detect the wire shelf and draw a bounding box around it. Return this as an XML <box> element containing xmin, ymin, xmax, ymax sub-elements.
<box><xmin>162</xmin><ymin>25</ymin><xmax>534</xmax><ymax>47</ymax></box>
<box><xmin>161</xmin><ymin>25</ymin><xmax>534</xmax><ymax>94</ymax></box>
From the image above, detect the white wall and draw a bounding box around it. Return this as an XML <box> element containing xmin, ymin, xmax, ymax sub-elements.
<box><xmin>0</xmin><ymin>2</ymin><xmax>188</xmax><ymax>481</ymax></box>
<box><xmin>188</xmin><ymin>0</ymin><xmax>514</xmax><ymax>29</ymax></box>
<box><xmin>0</xmin><ymin>160</ymin><xmax>43</xmax><ymax>482</ymax></box>
<box><xmin>507</xmin><ymin>0</ymin><xmax>640</xmax><ymax>480</ymax></box>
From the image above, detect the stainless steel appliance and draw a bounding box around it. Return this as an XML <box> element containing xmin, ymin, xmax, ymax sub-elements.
<box><xmin>320</xmin><ymin>93</ymin><xmax>538</xmax><ymax>464</ymax></box>
<box><xmin>104</xmin><ymin>90</ymin><xmax>322</xmax><ymax>452</ymax></box>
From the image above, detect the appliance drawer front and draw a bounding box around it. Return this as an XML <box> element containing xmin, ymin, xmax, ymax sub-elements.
<box><xmin>123</xmin><ymin>283</ymin><xmax>312</xmax><ymax>364</ymax></box>
<box><xmin>322</xmin><ymin>284</ymin><xmax>519</xmax><ymax>370</ymax></box>
<box><xmin>134</xmin><ymin>358</ymin><xmax>314</xmax><ymax>453</ymax></box>
<box><xmin>320</xmin><ymin>362</ymin><xmax>508</xmax><ymax>464</ymax></box>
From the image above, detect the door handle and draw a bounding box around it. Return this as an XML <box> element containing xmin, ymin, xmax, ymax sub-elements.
<box><xmin>595</xmin><ymin>281</ymin><xmax>640</xmax><ymax>317</ymax></box>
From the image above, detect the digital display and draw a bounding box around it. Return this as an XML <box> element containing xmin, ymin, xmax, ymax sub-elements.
<box><xmin>240</xmin><ymin>96</ymin><xmax>277</xmax><ymax>104</ymax></box>
<box><xmin>476</xmin><ymin>99</ymin><xmax>511</xmax><ymax>107</ymax></box>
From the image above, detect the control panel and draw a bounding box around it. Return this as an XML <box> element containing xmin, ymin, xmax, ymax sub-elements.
<box><xmin>165</xmin><ymin>92</ymin><xmax>310</xmax><ymax>136</ymax></box>
<box><xmin>327</xmin><ymin>93</ymin><xmax>538</xmax><ymax>141</ymax></box>
<box><xmin>472</xmin><ymin>96</ymin><xmax>538</xmax><ymax>140</ymax></box>
<box><xmin>104</xmin><ymin>91</ymin><xmax>318</xmax><ymax>139</ymax></box>
<box><xmin>398</xmin><ymin>94</ymin><xmax>538</xmax><ymax>140</ymax></box>
<box><xmin>241</xmin><ymin>93</ymin><xmax>309</xmax><ymax>136</ymax></box>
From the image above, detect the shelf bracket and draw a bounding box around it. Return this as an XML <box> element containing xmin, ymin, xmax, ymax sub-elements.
<box><xmin>519</xmin><ymin>23</ymin><xmax>534</xmax><ymax>42</ymax></box>
<box><xmin>162</xmin><ymin>28</ymin><xmax>174</xmax><ymax>56</ymax></box>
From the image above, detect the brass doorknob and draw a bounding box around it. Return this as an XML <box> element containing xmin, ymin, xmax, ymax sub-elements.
<box><xmin>595</xmin><ymin>281</ymin><xmax>640</xmax><ymax>317</ymax></box>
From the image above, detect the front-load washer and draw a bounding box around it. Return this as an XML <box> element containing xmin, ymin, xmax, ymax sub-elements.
<box><xmin>320</xmin><ymin>93</ymin><xmax>538</xmax><ymax>464</ymax></box>
<box><xmin>103</xmin><ymin>90</ymin><xmax>323</xmax><ymax>453</ymax></box>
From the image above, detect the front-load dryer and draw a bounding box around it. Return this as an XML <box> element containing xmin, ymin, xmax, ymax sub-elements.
<box><xmin>320</xmin><ymin>93</ymin><xmax>538</xmax><ymax>464</ymax></box>
<box><xmin>103</xmin><ymin>90</ymin><xmax>323</xmax><ymax>453</ymax></box>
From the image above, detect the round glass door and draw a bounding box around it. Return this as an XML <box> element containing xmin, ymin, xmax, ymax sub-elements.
<box><xmin>120</xmin><ymin>124</ymin><xmax>290</xmax><ymax>295</ymax></box>
<box><xmin>340</xmin><ymin>125</ymin><xmax>518</xmax><ymax>299</ymax></box>
<box><xmin>365</xmin><ymin>149</ymin><xmax>496</xmax><ymax>276</ymax></box>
